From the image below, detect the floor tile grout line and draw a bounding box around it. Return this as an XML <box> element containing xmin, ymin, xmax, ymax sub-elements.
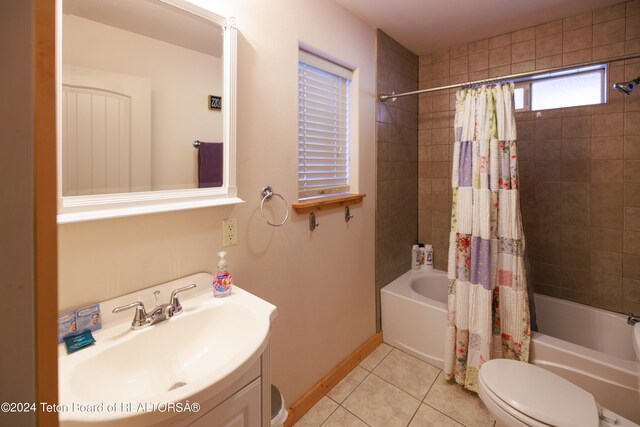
<box><xmin>338</xmin><ymin>404</ymin><xmax>374</xmax><ymax>427</ymax></box>
<box><xmin>422</xmin><ymin>401</ymin><xmax>468</xmax><ymax>427</ymax></box>
<box><xmin>316</xmin><ymin>398</ymin><xmax>340</xmax><ymax>427</ymax></box>
<box><xmin>369</xmin><ymin>370</ymin><xmax>423</xmax><ymax>404</ymax></box>
<box><xmin>405</xmin><ymin>399</ymin><xmax>424</xmax><ymax>427</ymax></box>
<box><xmin>421</xmin><ymin>370</ymin><xmax>444</xmax><ymax>403</ymax></box>
<box><xmin>327</xmin><ymin>368</ymin><xmax>370</xmax><ymax>405</ymax></box>
<box><xmin>361</xmin><ymin>343</ymin><xmax>393</xmax><ymax>372</ymax></box>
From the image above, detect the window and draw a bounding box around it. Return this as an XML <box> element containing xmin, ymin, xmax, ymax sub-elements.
<box><xmin>514</xmin><ymin>65</ymin><xmax>607</xmax><ymax>111</ymax></box>
<box><xmin>298</xmin><ymin>50</ymin><xmax>352</xmax><ymax>200</ymax></box>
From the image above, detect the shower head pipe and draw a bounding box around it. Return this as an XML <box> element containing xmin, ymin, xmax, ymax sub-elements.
<box><xmin>613</xmin><ymin>76</ymin><xmax>640</xmax><ymax>95</ymax></box>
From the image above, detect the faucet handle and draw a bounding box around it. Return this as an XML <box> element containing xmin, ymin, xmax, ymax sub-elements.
<box><xmin>169</xmin><ymin>283</ymin><xmax>197</xmax><ymax>315</ymax></box>
<box><xmin>112</xmin><ymin>301</ymin><xmax>148</xmax><ymax>329</ymax></box>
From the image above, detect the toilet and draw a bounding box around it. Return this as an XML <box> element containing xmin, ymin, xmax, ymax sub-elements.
<box><xmin>478</xmin><ymin>359</ymin><xmax>639</xmax><ymax>427</ymax></box>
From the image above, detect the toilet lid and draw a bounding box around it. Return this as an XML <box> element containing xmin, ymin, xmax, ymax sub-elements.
<box><xmin>479</xmin><ymin>359</ymin><xmax>599</xmax><ymax>427</ymax></box>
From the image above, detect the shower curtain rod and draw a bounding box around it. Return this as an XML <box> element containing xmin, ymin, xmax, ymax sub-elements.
<box><xmin>379</xmin><ymin>52</ymin><xmax>640</xmax><ymax>102</ymax></box>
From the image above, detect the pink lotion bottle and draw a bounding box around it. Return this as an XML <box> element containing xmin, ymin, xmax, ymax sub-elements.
<box><xmin>213</xmin><ymin>251</ymin><xmax>233</xmax><ymax>297</ymax></box>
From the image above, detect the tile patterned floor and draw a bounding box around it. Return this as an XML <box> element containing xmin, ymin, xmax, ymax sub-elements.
<box><xmin>293</xmin><ymin>343</ymin><xmax>505</xmax><ymax>427</ymax></box>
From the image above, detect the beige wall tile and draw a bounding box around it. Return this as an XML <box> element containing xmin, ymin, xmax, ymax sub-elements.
<box><xmin>563</xmin><ymin>48</ymin><xmax>592</xmax><ymax>65</ymax></box>
<box><xmin>432</xmin><ymin>49</ymin><xmax>449</xmax><ymax>63</ymax></box>
<box><xmin>628</xmin><ymin>0</ymin><xmax>640</xmax><ymax>16</ymax></box>
<box><xmin>593</xmin><ymin>18</ymin><xmax>626</xmax><ymax>46</ymax></box>
<box><xmin>536</xmin><ymin>19</ymin><xmax>563</xmax><ymax>37</ymax></box>
<box><xmin>536</xmin><ymin>54</ymin><xmax>563</xmax><ymax>69</ymax></box>
<box><xmin>592</xmin><ymin>181</ymin><xmax>623</xmax><ymax>205</ymax></box>
<box><xmin>625</xmin><ymin>37</ymin><xmax>640</xmax><ymax>53</ymax></box>
<box><xmin>591</xmin><ymin>227</ymin><xmax>622</xmax><ymax>251</ymax></box>
<box><xmin>623</xmin><ymin>277</ymin><xmax>640</xmax><ymax>303</ymax></box>
<box><xmin>563</xmin><ymin>116</ymin><xmax>592</xmax><ymax>138</ymax></box>
<box><xmin>625</xmin><ymin>136</ymin><xmax>640</xmax><ymax>158</ymax></box>
<box><xmin>563</xmin><ymin>12</ymin><xmax>593</xmax><ymax>30</ymax></box>
<box><xmin>562</xmin><ymin>224</ymin><xmax>591</xmax><ymax>248</ymax></box>
<box><xmin>512</xmin><ymin>60</ymin><xmax>536</xmax><ymax>73</ymax></box>
<box><xmin>449</xmin><ymin>44</ymin><xmax>468</xmax><ymax>58</ymax></box>
<box><xmin>536</xmin><ymin>181</ymin><xmax>563</xmax><ymax>202</ymax></box>
<box><xmin>591</xmin><ymin>250</ymin><xmax>623</xmax><ymax>275</ymax></box>
<box><xmin>624</xmin><ymin>253</ymin><xmax>640</xmax><ymax>278</ymax></box>
<box><xmin>511</xmin><ymin>40</ymin><xmax>535</xmax><ymax>63</ymax></box>
<box><xmin>468</xmin><ymin>51</ymin><xmax>488</xmax><ymax>72</ymax></box>
<box><xmin>490</xmin><ymin>45</ymin><xmax>511</xmax><ymax>67</ymax></box>
<box><xmin>592</xmin><ymin>136</ymin><xmax>623</xmax><ymax>159</ymax></box>
<box><xmin>490</xmin><ymin>64</ymin><xmax>511</xmax><ymax>77</ymax></box>
<box><xmin>624</xmin><ymin>159</ymin><xmax>640</xmax><ymax>182</ymax></box>
<box><xmin>490</xmin><ymin>33</ymin><xmax>511</xmax><ymax>49</ymax></box>
<box><xmin>625</xmin><ymin>111</ymin><xmax>640</xmax><ymax>135</ymax></box>
<box><xmin>563</xmin><ymin>182</ymin><xmax>591</xmax><ymax>204</ymax></box>
<box><xmin>593</xmin><ymin>3</ymin><xmax>626</xmax><ymax>23</ymax></box>
<box><xmin>563</xmin><ymin>26</ymin><xmax>593</xmax><ymax>51</ymax></box>
<box><xmin>591</xmin><ymin>273</ymin><xmax>622</xmax><ymax>311</ymax></box>
<box><xmin>592</xmin><ymin>113</ymin><xmax>624</xmax><ymax>137</ymax></box>
<box><xmin>623</xmin><ymin>230</ymin><xmax>640</xmax><ymax>254</ymax></box>
<box><xmin>624</xmin><ymin>207</ymin><xmax>640</xmax><ymax>231</ymax></box>
<box><xmin>561</xmin><ymin>268</ymin><xmax>591</xmax><ymax>293</ymax></box>
<box><xmin>626</xmin><ymin>14</ymin><xmax>640</xmax><ymax>40</ymax></box>
<box><xmin>592</xmin><ymin>41</ymin><xmax>626</xmax><ymax>59</ymax></box>
<box><xmin>469</xmin><ymin>38</ymin><xmax>488</xmax><ymax>53</ymax></box>
<box><xmin>536</xmin><ymin>34</ymin><xmax>563</xmax><ymax>57</ymax></box>
<box><xmin>449</xmin><ymin>56</ymin><xmax>468</xmax><ymax>76</ymax></box>
<box><xmin>535</xmin><ymin>160</ymin><xmax>562</xmax><ymax>181</ymax></box>
<box><xmin>563</xmin><ymin>159</ymin><xmax>591</xmax><ymax>181</ymax></box>
<box><xmin>625</xmin><ymin>183</ymin><xmax>640</xmax><ymax>206</ymax></box>
<box><xmin>535</xmin><ymin>118</ymin><xmax>562</xmax><ymax>139</ymax></box>
<box><xmin>591</xmin><ymin>204</ymin><xmax>623</xmax><ymax>229</ymax></box>
<box><xmin>512</xmin><ymin>27</ymin><xmax>536</xmax><ymax>43</ymax></box>
<box><xmin>592</xmin><ymin>159</ymin><xmax>624</xmax><ymax>182</ymax></box>
<box><xmin>562</xmin><ymin>138</ymin><xmax>590</xmax><ymax>159</ymax></box>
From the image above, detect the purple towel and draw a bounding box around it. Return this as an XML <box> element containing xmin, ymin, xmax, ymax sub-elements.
<box><xmin>198</xmin><ymin>142</ymin><xmax>223</xmax><ymax>188</ymax></box>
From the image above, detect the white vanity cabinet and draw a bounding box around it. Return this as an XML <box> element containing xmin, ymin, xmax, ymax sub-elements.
<box><xmin>189</xmin><ymin>378</ymin><xmax>261</xmax><ymax>427</ymax></box>
<box><xmin>185</xmin><ymin>344</ymin><xmax>272</xmax><ymax>427</ymax></box>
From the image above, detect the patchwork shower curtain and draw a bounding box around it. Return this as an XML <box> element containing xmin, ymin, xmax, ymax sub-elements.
<box><xmin>444</xmin><ymin>83</ymin><xmax>530</xmax><ymax>392</ymax></box>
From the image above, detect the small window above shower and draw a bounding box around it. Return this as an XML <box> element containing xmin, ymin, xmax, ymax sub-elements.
<box><xmin>514</xmin><ymin>64</ymin><xmax>607</xmax><ymax>112</ymax></box>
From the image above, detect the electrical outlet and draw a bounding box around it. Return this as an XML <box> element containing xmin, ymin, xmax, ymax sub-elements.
<box><xmin>223</xmin><ymin>218</ymin><xmax>238</xmax><ymax>247</ymax></box>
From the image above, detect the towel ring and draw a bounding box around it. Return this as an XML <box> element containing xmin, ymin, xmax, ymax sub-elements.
<box><xmin>260</xmin><ymin>186</ymin><xmax>289</xmax><ymax>227</ymax></box>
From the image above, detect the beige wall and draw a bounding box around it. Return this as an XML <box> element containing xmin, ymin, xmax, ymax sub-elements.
<box><xmin>63</xmin><ymin>14</ymin><xmax>223</xmax><ymax>191</ymax></box>
<box><xmin>58</xmin><ymin>0</ymin><xmax>376</xmax><ymax>406</ymax></box>
<box><xmin>0</xmin><ymin>1</ymin><xmax>37</xmax><ymax>425</ymax></box>
<box><xmin>418</xmin><ymin>0</ymin><xmax>640</xmax><ymax>313</ymax></box>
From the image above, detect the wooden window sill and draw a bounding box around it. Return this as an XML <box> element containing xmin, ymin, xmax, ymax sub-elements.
<box><xmin>292</xmin><ymin>193</ymin><xmax>366</xmax><ymax>214</ymax></box>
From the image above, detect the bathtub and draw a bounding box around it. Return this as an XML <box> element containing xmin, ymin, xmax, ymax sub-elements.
<box><xmin>381</xmin><ymin>268</ymin><xmax>640</xmax><ymax>422</ymax></box>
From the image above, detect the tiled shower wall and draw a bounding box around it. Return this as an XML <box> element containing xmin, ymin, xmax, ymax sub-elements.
<box><xmin>418</xmin><ymin>1</ymin><xmax>640</xmax><ymax>314</ymax></box>
<box><xmin>376</xmin><ymin>30</ymin><xmax>418</xmax><ymax>329</ymax></box>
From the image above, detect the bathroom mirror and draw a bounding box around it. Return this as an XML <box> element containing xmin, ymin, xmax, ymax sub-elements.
<box><xmin>56</xmin><ymin>0</ymin><xmax>241</xmax><ymax>223</ymax></box>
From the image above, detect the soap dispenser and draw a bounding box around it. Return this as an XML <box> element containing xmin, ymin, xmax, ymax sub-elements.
<box><xmin>213</xmin><ymin>251</ymin><xmax>233</xmax><ymax>297</ymax></box>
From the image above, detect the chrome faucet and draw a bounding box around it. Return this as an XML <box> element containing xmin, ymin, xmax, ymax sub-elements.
<box><xmin>629</xmin><ymin>313</ymin><xmax>640</xmax><ymax>325</ymax></box>
<box><xmin>112</xmin><ymin>284</ymin><xmax>197</xmax><ymax>330</ymax></box>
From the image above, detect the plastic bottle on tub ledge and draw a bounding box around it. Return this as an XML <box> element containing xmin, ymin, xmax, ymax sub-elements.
<box><xmin>423</xmin><ymin>244</ymin><xmax>433</xmax><ymax>269</ymax></box>
<box><xmin>412</xmin><ymin>244</ymin><xmax>420</xmax><ymax>269</ymax></box>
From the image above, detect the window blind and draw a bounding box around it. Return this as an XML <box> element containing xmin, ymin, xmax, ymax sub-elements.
<box><xmin>298</xmin><ymin>51</ymin><xmax>352</xmax><ymax>199</ymax></box>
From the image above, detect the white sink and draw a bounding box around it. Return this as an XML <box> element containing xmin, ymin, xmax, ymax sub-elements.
<box><xmin>58</xmin><ymin>273</ymin><xmax>277</xmax><ymax>426</ymax></box>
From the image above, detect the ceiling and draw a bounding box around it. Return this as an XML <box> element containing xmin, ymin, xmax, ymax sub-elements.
<box><xmin>64</xmin><ymin>0</ymin><xmax>223</xmax><ymax>57</ymax></box>
<box><xmin>334</xmin><ymin>0</ymin><xmax>623</xmax><ymax>55</ymax></box>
